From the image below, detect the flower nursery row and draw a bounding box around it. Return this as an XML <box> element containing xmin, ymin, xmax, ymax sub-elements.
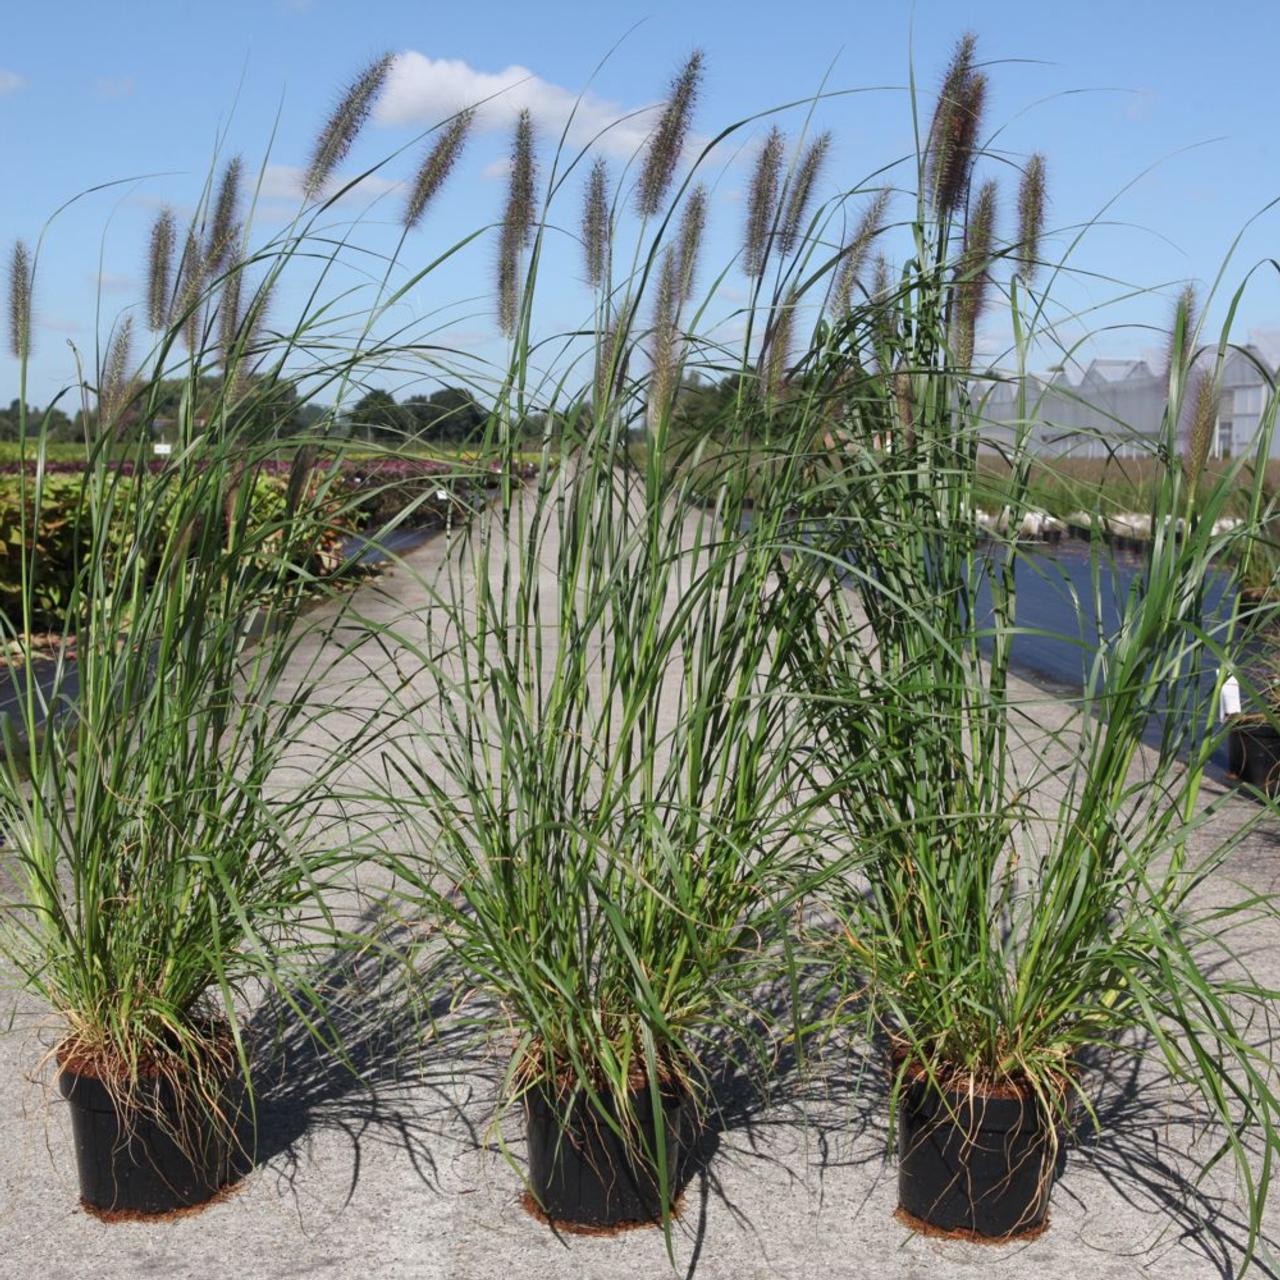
<box><xmin>0</xmin><ymin>453</ymin><xmax>516</xmax><ymax>635</ymax></box>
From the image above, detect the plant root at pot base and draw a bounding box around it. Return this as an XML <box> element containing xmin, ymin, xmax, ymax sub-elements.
<box><xmin>892</xmin><ymin>1204</ymin><xmax>1050</xmax><ymax>1245</ymax></box>
<box><xmin>77</xmin><ymin>1178</ymin><xmax>244</xmax><ymax>1225</ymax></box>
<box><xmin>518</xmin><ymin>1189</ymin><xmax>686</xmax><ymax>1236</ymax></box>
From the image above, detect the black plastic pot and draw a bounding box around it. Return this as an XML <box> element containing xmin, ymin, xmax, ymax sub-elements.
<box><xmin>1228</xmin><ymin>718</ymin><xmax>1280</xmax><ymax>795</ymax></box>
<box><xmin>58</xmin><ymin>1054</ymin><xmax>244</xmax><ymax>1215</ymax></box>
<box><xmin>524</xmin><ymin>1078</ymin><xmax>693</xmax><ymax>1228</ymax></box>
<box><xmin>897</xmin><ymin>1074</ymin><xmax>1055</xmax><ymax>1238</ymax></box>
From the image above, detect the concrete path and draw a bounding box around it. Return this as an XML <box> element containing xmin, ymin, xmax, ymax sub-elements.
<box><xmin>1</xmin><ymin>493</ymin><xmax>1277</xmax><ymax>1280</ymax></box>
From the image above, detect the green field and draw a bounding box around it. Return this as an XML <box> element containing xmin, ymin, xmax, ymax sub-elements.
<box><xmin>976</xmin><ymin>453</ymin><xmax>1280</xmax><ymax>518</ymax></box>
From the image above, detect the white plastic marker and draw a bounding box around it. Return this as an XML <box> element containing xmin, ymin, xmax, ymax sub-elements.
<box><xmin>1220</xmin><ymin>675</ymin><xmax>1242</xmax><ymax>722</ymax></box>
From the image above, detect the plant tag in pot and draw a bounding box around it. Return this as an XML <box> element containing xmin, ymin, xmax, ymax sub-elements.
<box><xmin>1219</xmin><ymin>676</ymin><xmax>1241</xmax><ymax>721</ymax></box>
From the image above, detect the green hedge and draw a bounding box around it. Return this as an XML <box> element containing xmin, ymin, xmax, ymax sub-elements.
<box><xmin>0</xmin><ymin>467</ymin><xmax>342</xmax><ymax>636</ymax></box>
<box><xmin>0</xmin><ymin>453</ymin><xmax>512</xmax><ymax>637</ymax></box>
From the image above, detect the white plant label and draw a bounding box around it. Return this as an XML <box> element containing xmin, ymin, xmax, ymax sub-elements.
<box><xmin>1220</xmin><ymin>676</ymin><xmax>1242</xmax><ymax>721</ymax></box>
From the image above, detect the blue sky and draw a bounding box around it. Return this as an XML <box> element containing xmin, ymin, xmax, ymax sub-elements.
<box><xmin>4</xmin><ymin>0</ymin><xmax>1280</xmax><ymax>408</ymax></box>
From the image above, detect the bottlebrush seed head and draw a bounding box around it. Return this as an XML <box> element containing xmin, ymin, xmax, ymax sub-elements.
<box><xmin>8</xmin><ymin>240</ymin><xmax>32</xmax><ymax>360</ymax></box>
<box><xmin>304</xmin><ymin>52</ymin><xmax>394</xmax><ymax>200</ymax></box>
<box><xmin>404</xmin><ymin>108</ymin><xmax>475</xmax><ymax>230</ymax></box>
<box><xmin>636</xmin><ymin>50</ymin><xmax>704</xmax><ymax>218</ymax></box>
<box><xmin>744</xmin><ymin>127</ymin><xmax>785</xmax><ymax>279</ymax></box>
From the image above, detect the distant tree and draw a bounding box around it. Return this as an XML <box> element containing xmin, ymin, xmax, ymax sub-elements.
<box><xmin>293</xmin><ymin>402</ymin><xmax>328</xmax><ymax>432</ymax></box>
<box><xmin>126</xmin><ymin>375</ymin><xmax>311</xmax><ymax>440</ymax></box>
<box><xmin>520</xmin><ymin>410</ymin><xmax>559</xmax><ymax>439</ymax></box>
<box><xmin>144</xmin><ymin>376</ymin><xmax>225</xmax><ymax>423</ymax></box>
<box><xmin>250</xmin><ymin>379</ymin><xmax>309</xmax><ymax>437</ymax></box>
<box><xmin>0</xmin><ymin>398</ymin><xmax>77</xmax><ymax>442</ymax></box>
<box><xmin>402</xmin><ymin>386</ymin><xmax>486</xmax><ymax>442</ymax></box>
<box><xmin>666</xmin><ymin>369</ymin><xmax>830</xmax><ymax>446</ymax></box>
<box><xmin>348</xmin><ymin>389</ymin><xmax>408</xmax><ymax>442</ymax></box>
<box><xmin>669</xmin><ymin>372</ymin><xmax>739</xmax><ymax>435</ymax></box>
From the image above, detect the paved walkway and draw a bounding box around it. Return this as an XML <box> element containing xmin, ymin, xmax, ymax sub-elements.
<box><xmin>1</xmin><ymin>495</ymin><xmax>1277</xmax><ymax>1279</ymax></box>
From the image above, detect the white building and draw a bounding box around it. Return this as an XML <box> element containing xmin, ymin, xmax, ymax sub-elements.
<box><xmin>978</xmin><ymin>347</ymin><xmax>1274</xmax><ymax>459</ymax></box>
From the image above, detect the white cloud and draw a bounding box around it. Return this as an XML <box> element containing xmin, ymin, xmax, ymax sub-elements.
<box><xmin>259</xmin><ymin>162</ymin><xmax>402</xmax><ymax>206</ymax></box>
<box><xmin>93</xmin><ymin>271</ymin><xmax>135</xmax><ymax>293</ymax></box>
<box><xmin>0</xmin><ymin>70</ymin><xmax>25</xmax><ymax>94</ymax></box>
<box><xmin>94</xmin><ymin>76</ymin><xmax>134</xmax><ymax>100</ymax></box>
<box><xmin>376</xmin><ymin>52</ymin><xmax>660</xmax><ymax>160</ymax></box>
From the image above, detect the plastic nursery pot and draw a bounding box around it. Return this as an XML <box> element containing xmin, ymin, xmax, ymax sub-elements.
<box><xmin>1227</xmin><ymin>717</ymin><xmax>1280</xmax><ymax>796</ymax></box>
<box><xmin>57</xmin><ymin>1041</ymin><xmax>246</xmax><ymax>1217</ymax></box>
<box><xmin>896</xmin><ymin>1072</ymin><xmax>1057</xmax><ymax>1240</ymax></box>
<box><xmin>524</xmin><ymin>1076</ymin><xmax>694</xmax><ymax>1229</ymax></box>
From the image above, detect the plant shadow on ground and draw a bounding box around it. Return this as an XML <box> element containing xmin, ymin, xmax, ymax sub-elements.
<box><xmin>243</xmin><ymin>902</ymin><xmax>492</xmax><ymax>1207</ymax></box>
<box><xmin>235</xmin><ymin>926</ymin><xmax>1278</xmax><ymax>1279</ymax></box>
<box><xmin>240</xmin><ymin>912</ymin><xmax>864</xmax><ymax>1261</ymax></box>
<box><xmin>673</xmin><ymin>964</ymin><xmax>876</xmax><ymax>1278</ymax></box>
<box><xmin>1066</xmin><ymin>1041</ymin><xmax>1280</xmax><ymax>1279</ymax></box>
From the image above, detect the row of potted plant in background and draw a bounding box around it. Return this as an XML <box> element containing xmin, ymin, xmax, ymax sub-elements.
<box><xmin>0</xmin><ymin>31</ymin><xmax>1277</xmax><ymax>1273</ymax></box>
<box><xmin>0</xmin><ymin>452</ymin><xmax>522</xmax><ymax>634</ymax></box>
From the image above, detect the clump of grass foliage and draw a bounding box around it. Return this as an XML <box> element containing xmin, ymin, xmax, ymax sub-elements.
<box><xmin>1</xmin><ymin>28</ymin><xmax>1277</xmax><ymax>1270</ymax></box>
<box><xmin>379</xmin><ymin>51</ymin><xmax>863</xmax><ymax>1236</ymax></box>
<box><xmin>785</xmin><ymin>33</ymin><xmax>1280</xmax><ymax>1264</ymax></box>
<box><xmin>0</xmin><ymin>72</ymin><xmax>479</xmax><ymax>1145</ymax></box>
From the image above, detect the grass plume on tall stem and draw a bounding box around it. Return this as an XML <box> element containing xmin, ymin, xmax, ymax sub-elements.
<box><xmin>779</xmin><ymin>131</ymin><xmax>832</xmax><ymax>256</ymax></box>
<box><xmin>98</xmin><ymin>314</ymin><xmax>134</xmax><ymax>430</ymax></box>
<box><xmin>744</xmin><ymin>127</ymin><xmax>784</xmax><ymax>280</ymax></box>
<box><xmin>582</xmin><ymin>157</ymin><xmax>611</xmax><ymax>287</ymax></box>
<box><xmin>403</xmin><ymin>108</ymin><xmax>475</xmax><ymax>230</ymax></box>
<box><xmin>829</xmin><ymin>189</ymin><xmax>890</xmax><ymax>318</ymax></box>
<box><xmin>146</xmin><ymin>207</ymin><xmax>175</xmax><ymax>332</ymax></box>
<box><xmin>635</xmin><ymin>50</ymin><xmax>703</xmax><ymax>219</ymax></box>
<box><xmin>497</xmin><ymin>109</ymin><xmax>537</xmax><ymax>337</ymax></box>
<box><xmin>206</xmin><ymin>155</ymin><xmax>243</xmax><ymax>274</ymax></box>
<box><xmin>1015</xmin><ymin>153</ymin><xmax>1046</xmax><ymax>282</ymax></box>
<box><xmin>8</xmin><ymin>240</ymin><xmax>32</xmax><ymax>361</ymax></box>
<box><xmin>303</xmin><ymin>52</ymin><xmax>393</xmax><ymax>200</ymax></box>
<box><xmin>951</xmin><ymin>177</ymin><xmax>996</xmax><ymax>368</ymax></box>
<box><xmin>926</xmin><ymin>31</ymin><xmax>986</xmax><ymax>219</ymax></box>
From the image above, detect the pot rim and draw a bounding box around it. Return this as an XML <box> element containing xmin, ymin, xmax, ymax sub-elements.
<box><xmin>1228</xmin><ymin>712</ymin><xmax>1280</xmax><ymax>732</ymax></box>
<box><xmin>55</xmin><ymin>1016</ymin><xmax>240</xmax><ymax>1088</ymax></box>
<box><xmin>887</xmin><ymin>1038</ymin><xmax>1077</xmax><ymax>1106</ymax></box>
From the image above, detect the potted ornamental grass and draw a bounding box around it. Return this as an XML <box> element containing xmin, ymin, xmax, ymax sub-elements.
<box><xmin>0</xmin><ymin>409</ymin><xmax>366</xmax><ymax>1216</ymax></box>
<box><xmin>1224</xmin><ymin>653</ymin><xmax>1280</xmax><ymax>795</ymax></box>
<box><xmin>1227</xmin><ymin>705</ymin><xmax>1280</xmax><ymax>794</ymax></box>
<box><xmin>387</xmin><ymin>439</ymin><xmax>825</xmax><ymax>1232</ymax></box>
<box><xmin>787</xmin><ymin>38</ymin><xmax>1280</xmax><ymax>1257</ymax></box>
<box><xmin>376</xmin><ymin>52</ymin><xmax>861</xmax><ymax>1236</ymax></box>
<box><xmin>0</xmin><ymin>95</ymin><xmax>465</xmax><ymax>1213</ymax></box>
